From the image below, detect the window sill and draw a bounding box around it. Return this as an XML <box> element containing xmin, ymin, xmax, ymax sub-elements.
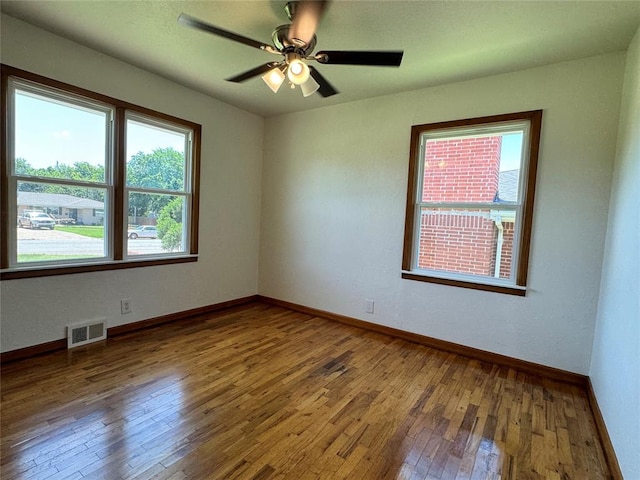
<box><xmin>401</xmin><ymin>271</ymin><xmax>527</xmax><ymax>296</ymax></box>
<box><xmin>0</xmin><ymin>255</ymin><xmax>198</xmax><ymax>280</ymax></box>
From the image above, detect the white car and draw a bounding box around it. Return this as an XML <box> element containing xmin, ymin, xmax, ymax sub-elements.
<box><xmin>18</xmin><ymin>212</ymin><xmax>56</xmax><ymax>229</ymax></box>
<box><xmin>127</xmin><ymin>226</ymin><xmax>157</xmax><ymax>239</ymax></box>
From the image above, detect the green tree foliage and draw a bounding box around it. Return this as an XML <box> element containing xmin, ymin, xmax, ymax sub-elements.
<box><xmin>15</xmin><ymin>158</ymin><xmax>106</xmax><ymax>201</ymax></box>
<box><xmin>16</xmin><ymin>148</ymin><xmax>184</xmax><ymax>213</ymax></box>
<box><xmin>127</xmin><ymin>148</ymin><xmax>184</xmax><ymax>217</ymax></box>
<box><xmin>127</xmin><ymin>148</ymin><xmax>184</xmax><ymax>190</ymax></box>
<box><xmin>70</xmin><ymin>161</ymin><xmax>105</xmax><ymax>183</ymax></box>
<box><xmin>156</xmin><ymin>197</ymin><xmax>183</xmax><ymax>251</ymax></box>
<box><xmin>15</xmin><ymin>157</ymin><xmax>33</xmax><ymax>175</ymax></box>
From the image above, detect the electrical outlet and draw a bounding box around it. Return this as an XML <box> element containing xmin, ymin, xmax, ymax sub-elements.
<box><xmin>365</xmin><ymin>299</ymin><xmax>375</xmax><ymax>314</ymax></box>
<box><xmin>121</xmin><ymin>298</ymin><xmax>132</xmax><ymax>315</ymax></box>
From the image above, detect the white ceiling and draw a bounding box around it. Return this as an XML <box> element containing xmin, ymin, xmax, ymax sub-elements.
<box><xmin>2</xmin><ymin>1</ymin><xmax>640</xmax><ymax>117</ymax></box>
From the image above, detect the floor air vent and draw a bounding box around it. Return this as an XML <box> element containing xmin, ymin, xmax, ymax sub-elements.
<box><xmin>67</xmin><ymin>319</ymin><xmax>107</xmax><ymax>348</ymax></box>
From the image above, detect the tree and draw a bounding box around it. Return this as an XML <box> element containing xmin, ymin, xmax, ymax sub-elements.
<box><xmin>127</xmin><ymin>148</ymin><xmax>184</xmax><ymax>217</ymax></box>
<box><xmin>15</xmin><ymin>158</ymin><xmax>45</xmax><ymax>192</ymax></box>
<box><xmin>15</xmin><ymin>157</ymin><xmax>34</xmax><ymax>175</ymax></box>
<box><xmin>15</xmin><ymin>148</ymin><xmax>183</xmax><ymax>212</ymax></box>
<box><xmin>16</xmin><ymin>158</ymin><xmax>106</xmax><ymax>201</ymax></box>
<box><xmin>69</xmin><ymin>161</ymin><xmax>105</xmax><ymax>183</ymax></box>
<box><xmin>156</xmin><ymin>197</ymin><xmax>183</xmax><ymax>251</ymax></box>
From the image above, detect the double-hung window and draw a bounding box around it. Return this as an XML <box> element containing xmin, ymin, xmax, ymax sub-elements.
<box><xmin>402</xmin><ymin>111</ymin><xmax>542</xmax><ymax>295</ymax></box>
<box><xmin>1</xmin><ymin>65</ymin><xmax>201</xmax><ymax>279</ymax></box>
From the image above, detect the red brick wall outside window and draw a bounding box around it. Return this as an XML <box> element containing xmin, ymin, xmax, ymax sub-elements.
<box><xmin>421</xmin><ymin>137</ymin><xmax>501</xmax><ymax>203</ymax></box>
<box><xmin>418</xmin><ymin>136</ymin><xmax>514</xmax><ymax>278</ymax></box>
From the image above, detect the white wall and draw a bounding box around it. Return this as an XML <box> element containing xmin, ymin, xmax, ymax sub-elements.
<box><xmin>590</xmin><ymin>26</ymin><xmax>640</xmax><ymax>479</ymax></box>
<box><xmin>260</xmin><ymin>53</ymin><xmax>625</xmax><ymax>375</ymax></box>
<box><xmin>0</xmin><ymin>15</ymin><xmax>264</xmax><ymax>352</ymax></box>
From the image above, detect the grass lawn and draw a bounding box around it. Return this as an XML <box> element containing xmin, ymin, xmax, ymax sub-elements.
<box><xmin>55</xmin><ymin>225</ymin><xmax>104</xmax><ymax>238</ymax></box>
<box><xmin>18</xmin><ymin>254</ymin><xmax>99</xmax><ymax>262</ymax></box>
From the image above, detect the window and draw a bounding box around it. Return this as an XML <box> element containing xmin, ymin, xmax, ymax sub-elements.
<box><xmin>1</xmin><ymin>65</ymin><xmax>201</xmax><ymax>279</ymax></box>
<box><xmin>402</xmin><ymin>111</ymin><xmax>542</xmax><ymax>295</ymax></box>
<box><xmin>125</xmin><ymin>115</ymin><xmax>192</xmax><ymax>257</ymax></box>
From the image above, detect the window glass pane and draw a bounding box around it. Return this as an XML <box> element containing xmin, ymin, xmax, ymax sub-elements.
<box><xmin>421</xmin><ymin>132</ymin><xmax>523</xmax><ymax>204</ymax></box>
<box><xmin>417</xmin><ymin>207</ymin><xmax>516</xmax><ymax>280</ymax></box>
<box><xmin>14</xmin><ymin>89</ymin><xmax>107</xmax><ymax>182</ymax></box>
<box><xmin>16</xmin><ymin>182</ymin><xmax>107</xmax><ymax>264</ymax></box>
<box><xmin>126</xmin><ymin>119</ymin><xmax>186</xmax><ymax>191</ymax></box>
<box><xmin>127</xmin><ymin>193</ymin><xmax>186</xmax><ymax>256</ymax></box>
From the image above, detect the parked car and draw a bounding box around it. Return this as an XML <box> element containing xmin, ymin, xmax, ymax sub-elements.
<box><xmin>127</xmin><ymin>226</ymin><xmax>157</xmax><ymax>239</ymax></box>
<box><xmin>49</xmin><ymin>214</ymin><xmax>76</xmax><ymax>225</ymax></box>
<box><xmin>18</xmin><ymin>212</ymin><xmax>56</xmax><ymax>229</ymax></box>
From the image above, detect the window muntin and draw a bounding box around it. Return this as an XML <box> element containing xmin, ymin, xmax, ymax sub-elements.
<box><xmin>402</xmin><ymin>111</ymin><xmax>542</xmax><ymax>295</ymax></box>
<box><xmin>1</xmin><ymin>65</ymin><xmax>201</xmax><ymax>278</ymax></box>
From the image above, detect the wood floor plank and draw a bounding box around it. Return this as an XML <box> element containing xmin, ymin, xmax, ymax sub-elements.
<box><xmin>1</xmin><ymin>303</ymin><xmax>610</xmax><ymax>479</ymax></box>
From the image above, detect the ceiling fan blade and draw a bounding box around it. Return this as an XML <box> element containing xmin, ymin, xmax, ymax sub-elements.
<box><xmin>288</xmin><ymin>0</ymin><xmax>329</xmax><ymax>47</ymax></box>
<box><xmin>309</xmin><ymin>66</ymin><xmax>338</xmax><ymax>97</ymax></box>
<box><xmin>316</xmin><ymin>50</ymin><xmax>404</xmax><ymax>67</ymax></box>
<box><xmin>178</xmin><ymin>13</ymin><xmax>270</xmax><ymax>51</ymax></box>
<box><xmin>226</xmin><ymin>63</ymin><xmax>280</xmax><ymax>83</ymax></box>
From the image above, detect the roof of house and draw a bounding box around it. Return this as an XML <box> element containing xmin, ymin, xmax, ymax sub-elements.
<box><xmin>17</xmin><ymin>192</ymin><xmax>104</xmax><ymax>209</ymax></box>
<box><xmin>497</xmin><ymin>169</ymin><xmax>519</xmax><ymax>203</ymax></box>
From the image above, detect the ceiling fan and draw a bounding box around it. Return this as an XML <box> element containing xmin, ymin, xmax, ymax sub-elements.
<box><xmin>178</xmin><ymin>1</ymin><xmax>404</xmax><ymax>98</ymax></box>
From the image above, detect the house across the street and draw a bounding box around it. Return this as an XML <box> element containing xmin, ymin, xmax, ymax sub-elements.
<box><xmin>17</xmin><ymin>191</ymin><xmax>104</xmax><ymax>225</ymax></box>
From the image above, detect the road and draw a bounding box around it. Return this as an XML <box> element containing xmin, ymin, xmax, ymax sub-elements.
<box><xmin>17</xmin><ymin>228</ymin><xmax>166</xmax><ymax>256</ymax></box>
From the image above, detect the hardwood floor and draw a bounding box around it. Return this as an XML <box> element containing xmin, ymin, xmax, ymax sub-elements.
<box><xmin>1</xmin><ymin>303</ymin><xmax>610</xmax><ymax>479</ymax></box>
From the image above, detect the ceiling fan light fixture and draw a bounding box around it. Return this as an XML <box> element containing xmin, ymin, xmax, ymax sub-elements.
<box><xmin>178</xmin><ymin>4</ymin><xmax>403</xmax><ymax>101</ymax></box>
<box><xmin>262</xmin><ymin>66</ymin><xmax>286</xmax><ymax>93</ymax></box>
<box><xmin>300</xmin><ymin>75</ymin><xmax>320</xmax><ymax>97</ymax></box>
<box><xmin>287</xmin><ymin>58</ymin><xmax>310</xmax><ymax>85</ymax></box>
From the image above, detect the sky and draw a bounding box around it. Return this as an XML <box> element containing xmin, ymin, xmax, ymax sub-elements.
<box><xmin>15</xmin><ymin>87</ymin><xmax>523</xmax><ymax>174</ymax></box>
<box><xmin>14</xmin><ymin>90</ymin><xmax>185</xmax><ymax>170</ymax></box>
<box><xmin>500</xmin><ymin>132</ymin><xmax>523</xmax><ymax>172</ymax></box>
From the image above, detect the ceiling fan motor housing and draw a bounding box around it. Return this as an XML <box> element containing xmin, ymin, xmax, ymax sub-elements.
<box><xmin>272</xmin><ymin>24</ymin><xmax>317</xmax><ymax>55</ymax></box>
<box><xmin>284</xmin><ymin>1</ymin><xmax>298</xmax><ymax>21</ymax></box>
